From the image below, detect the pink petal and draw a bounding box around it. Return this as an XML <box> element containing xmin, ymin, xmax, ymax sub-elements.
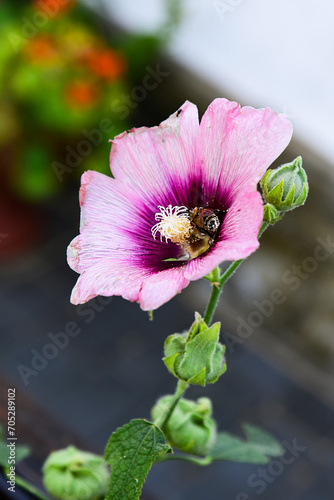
<box><xmin>197</xmin><ymin>98</ymin><xmax>293</xmax><ymax>203</ymax></box>
<box><xmin>70</xmin><ymin>258</ymin><xmax>189</xmax><ymax>310</ymax></box>
<box><xmin>68</xmin><ymin>98</ymin><xmax>294</xmax><ymax>311</ymax></box>
<box><xmin>185</xmin><ymin>183</ymin><xmax>263</xmax><ymax>281</ymax></box>
<box><xmin>138</xmin><ymin>268</ymin><xmax>189</xmax><ymax>311</ymax></box>
<box><xmin>67</xmin><ymin>170</ymin><xmax>155</xmax><ymax>274</ymax></box>
<box><xmin>70</xmin><ymin>259</ymin><xmax>147</xmax><ymax>305</ymax></box>
<box><xmin>109</xmin><ymin>101</ymin><xmax>199</xmax><ymax>206</ymax></box>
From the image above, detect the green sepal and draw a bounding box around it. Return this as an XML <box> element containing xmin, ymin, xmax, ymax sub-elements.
<box><xmin>162</xmin><ymin>352</ymin><xmax>179</xmax><ymax>378</ymax></box>
<box><xmin>263</xmin><ymin>203</ymin><xmax>281</xmax><ymax>224</ymax></box>
<box><xmin>211</xmin><ymin>360</ymin><xmax>227</xmax><ymax>383</ymax></box>
<box><xmin>151</xmin><ymin>397</ymin><xmax>216</xmax><ymax>456</ymax></box>
<box><xmin>163</xmin><ymin>314</ymin><xmax>226</xmax><ymax>386</ymax></box>
<box><xmin>203</xmin><ymin>268</ymin><xmax>220</xmax><ymax>283</ymax></box>
<box><xmin>176</xmin><ymin>324</ymin><xmax>224</xmax><ymax>385</ymax></box>
<box><xmin>104</xmin><ymin>419</ymin><xmax>172</xmax><ymax>500</ymax></box>
<box><xmin>282</xmin><ymin>183</ymin><xmax>296</xmax><ymax>207</ymax></box>
<box><xmin>186</xmin><ymin>312</ymin><xmax>208</xmax><ymax>341</ymax></box>
<box><xmin>294</xmin><ymin>181</ymin><xmax>309</xmax><ymax>206</ymax></box>
<box><xmin>164</xmin><ymin>333</ymin><xmax>187</xmax><ymax>357</ymax></box>
<box><xmin>187</xmin><ymin>367</ymin><xmax>207</xmax><ymax>386</ymax></box>
<box><xmin>265</xmin><ymin>177</ymin><xmax>284</xmax><ymax>206</ymax></box>
<box><xmin>163</xmin><ymin>333</ymin><xmax>187</xmax><ymax>377</ymax></box>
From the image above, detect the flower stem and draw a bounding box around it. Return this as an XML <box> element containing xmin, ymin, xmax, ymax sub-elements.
<box><xmin>203</xmin><ymin>221</ymin><xmax>269</xmax><ymax>326</ymax></box>
<box><xmin>258</xmin><ymin>221</ymin><xmax>269</xmax><ymax>238</ymax></box>
<box><xmin>155</xmin><ymin>451</ymin><xmax>213</xmax><ymax>466</ymax></box>
<box><xmin>153</xmin><ymin>380</ymin><xmax>189</xmax><ymax>431</ymax></box>
<box><xmin>203</xmin><ymin>269</ymin><xmax>223</xmax><ymax>326</ymax></box>
<box><xmin>155</xmin><ymin>223</ymin><xmax>270</xmax><ymax>437</ymax></box>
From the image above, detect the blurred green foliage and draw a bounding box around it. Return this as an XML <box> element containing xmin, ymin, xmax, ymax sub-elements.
<box><xmin>0</xmin><ymin>0</ymin><xmax>177</xmax><ymax>202</ymax></box>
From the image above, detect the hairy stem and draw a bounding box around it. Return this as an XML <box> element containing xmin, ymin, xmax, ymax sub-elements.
<box><xmin>155</xmin><ymin>222</ymin><xmax>270</xmax><ymax>439</ymax></box>
<box><xmin>203</xmin><ymin>221</ymin><xmax>269</xmax><ymax>326</ymax></box>
<box><xmin>155</xmin><ymin>452</ymin><xmax>213</xmax><ymax>466</ymax></box>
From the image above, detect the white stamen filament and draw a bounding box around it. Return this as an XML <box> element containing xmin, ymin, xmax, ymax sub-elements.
<box><xmin>151</xmin><ymin>205</ymin><xmax>191</xmax><ymax>244</ymax></box>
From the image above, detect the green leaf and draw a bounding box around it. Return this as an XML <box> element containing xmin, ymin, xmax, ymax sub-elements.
<box><xmin>242</xmin><ymin>423</ymin><xmax>284</xmax><ymax>457</ymax></box>
<box><xmin>0</xmin><ymin>442</ymin><xmax>8</xmax><ymax>467</ymax></box>
<box><xmin>104</xmin><ymin>419</ymin><xmax>172</xmax><ymax>500</ymax></box>
<box><xmin>16</xmin><ymin>445</ymin><xmax>31</xmax><ymax>464</ymax></box>
<box><xmin>209</xmin><ymin>423</ymin><xmax>283</xmax><ymax>464</ymax></box>
<box><xmin>0</xmin><ymin>442</ymin><xmax>31</xmax><ymax>467</ymax></box>
<box><xmin>210</xmin><ymin>433</ymin><xmax>268</xmax><ymax>464</ymax></box>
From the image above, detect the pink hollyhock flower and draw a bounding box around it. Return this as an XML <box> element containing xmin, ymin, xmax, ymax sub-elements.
<box><xmin>67</xmin><ymin>98</ymin><xmax>292</xmax><ymax>310</ymax></box>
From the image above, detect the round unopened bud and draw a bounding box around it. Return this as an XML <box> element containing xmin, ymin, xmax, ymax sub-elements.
<box><xmin>163</xmin><ymin>313</ymin><xmax>226</xmax><ymax>386</ymax></box>
<box><xmin>151</xmin><ymin>396</ymin><xmax>216</xmax><ymax>456</ymax></box>
<box><xmin>43</xmin><ymin>446</ymin><xmax>109</xmax><ymax>500</ymax></box>
<box><xmin>263</xmin><ymin>203</ymin><xmax>281</xmax><ymax>224</ymax></box>
<box><xmin>261</xmin><ymin>156</ymin><xmax>308</xmax><ymax>212</ymax></box>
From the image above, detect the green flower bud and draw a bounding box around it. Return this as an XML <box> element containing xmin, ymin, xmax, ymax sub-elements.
<box><xmin>43</xmin><ymin>446</ymin><xmax>109</xmax><ymax>500</ymax></box>
<box><xmin>151</xmin><ymin>396</ymin><xmax>216</xmax><ymax>456</ymax></box>
<box><xmin>261</xmin><ymin>156</ymin><xmax>308</xmax><ymax>213</ymax></box>
<box><xmin>263</xmin><ymin>203</ymin><xmax>281</xmax><ymax>224</ymax></box>
<box><xmin>163</xmin><ymin>313</ymin><xmax>226</xmax><ymax>386</ymax></box>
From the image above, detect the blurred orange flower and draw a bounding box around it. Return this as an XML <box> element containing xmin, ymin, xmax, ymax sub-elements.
<box><xmin>83</xmin><ymin>49</ymin><xmax>127</xmax><ymax>81</ymax></box>
<box><xmin>64</xmin><ymin>80</ymin><xmax>101</xmax><ymax>109</ymax></box>
<box><xmin>24</xmin><ymin>36</ymin><xmax>59</xmax><ymax>64</ymax></box>
<box><xmin>33</xmin><ymin>0</ymin><xmax>76</xmax><ymax>16</ymax></box>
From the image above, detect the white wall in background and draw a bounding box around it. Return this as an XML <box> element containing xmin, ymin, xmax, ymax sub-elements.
<box><xmin>87</xmin><ymin>0</ymin><xmax>334</xmax><ymax>167</ymax></box>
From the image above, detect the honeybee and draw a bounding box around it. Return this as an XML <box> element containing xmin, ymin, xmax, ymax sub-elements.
<box><xmin>184</xmin><ymin>206</ymin><xmax>225</xmax><ymax>260</ymax></box>
<box><xmin>189</xmin><ymin>207</ymin><xmax>221</xmax><ymax>235</ymax></box>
